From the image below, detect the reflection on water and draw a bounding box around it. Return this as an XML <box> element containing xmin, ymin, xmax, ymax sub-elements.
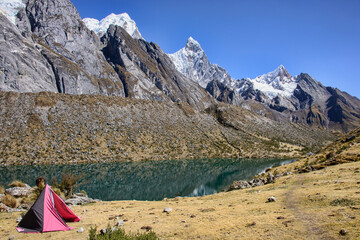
<box><xmin>0</xmin><ymin>158</ymin><xmax>293</xmax><ymax>201</ymax></box>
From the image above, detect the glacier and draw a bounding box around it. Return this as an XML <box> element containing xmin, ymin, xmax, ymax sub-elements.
<box><xmin>0</xmin><ymin>0</ymin><xmax>25</xmax><ymax>25</ymax></box>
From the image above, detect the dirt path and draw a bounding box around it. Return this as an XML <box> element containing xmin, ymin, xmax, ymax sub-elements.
<box><xmin>283</xmin><ymin>173</ymin><xmax>335</xmax><ymax>240</ymax></box>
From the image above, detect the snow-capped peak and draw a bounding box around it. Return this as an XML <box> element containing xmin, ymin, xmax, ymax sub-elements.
<box><xmin>168</xmin><ymin>37</ymin><xmax>207</xmax><ymax>83</ymax></box>
<box><xmin>83</xmin><ymin>13</ymin><xmax>144</xmax><ymax>40</ymax></box>
<box><xmin>0</xmin><ymin>0</ymin><xmax>25</xmax><ymax>25</ymax></box>
<box><xmin>249</xmin><ymin>65</ymin><xmax>297</xmax><ymax>98</ymax></box>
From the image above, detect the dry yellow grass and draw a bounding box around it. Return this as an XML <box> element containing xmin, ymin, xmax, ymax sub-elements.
<box><xmin>2</xmin><ymin>194</ymin><xmax>18</xmax><ymax>208</ymax></box>
<box><xmin>1</xmin><ymin>160</ymin><xmax>359</xmax><ymax>239</ymax></box>
<box><xmin>8</xmin><ymin>180</ymin><xmax>25</xmax><ymax>188</ymax></box>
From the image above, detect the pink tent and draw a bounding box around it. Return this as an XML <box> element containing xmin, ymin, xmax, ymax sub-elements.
<box><xmin>16</xmin><ymin>184</ymin><xmax>80</xmax><ymax>233</ymax></box>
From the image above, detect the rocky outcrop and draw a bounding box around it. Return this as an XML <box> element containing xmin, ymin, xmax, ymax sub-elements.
<box><xmin>206</xmin><ymin>80</ymin><xmax>243</xmax><ymax>105</ymax></box>
<box><xmin>5</xmin><ymin>185</ymin><xmax>33</xmax><ymax>197</ymax></box>
<box><xmin>24</xmin><ymin>0</ymin><xmax>125</xmax><ymax>96</ymax></box>
<box><xmin>227</xmin><ymin>171</ymin><xmax>291</xmax><ymax>191</ymax></box>
<box><xmin>0</xmin><ymin>14</ymin><xmax>57</xmax><ymax>92</ymax></box>
<box><xmin>65</xmin><ymin>192</ymin><xmax>99</xmax><ymax>206</ymax></box>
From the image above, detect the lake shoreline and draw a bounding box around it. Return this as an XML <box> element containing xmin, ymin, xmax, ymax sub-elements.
<box><xmin>0</xmin><ymin>158</ymin><xmax>294</xmax><ymax>201</ymax></box>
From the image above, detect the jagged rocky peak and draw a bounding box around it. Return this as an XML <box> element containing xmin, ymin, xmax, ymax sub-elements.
<box><xmin>185</xmin><ymin>36</ymin><xmax>203</xmax><ymax>52</ymax></box>
<box><xmin>168</xmin><ymin>36</ymin><xmax>211</xmax><ymax>86</ymax></box>
<box><xmin>83</xmin><ymin>12</ymin><xmax>143</xmax><ymax>39</ymax></box>
<box><xmin>274</xmin><ymin>65</ymin><xmax>292</xmax><ymax>82</ymax></box>
<box><xmin>168</xmin><ymin>37</ymin><xmax>234</xmax><ymax>90</ymax></box>
<box><xmin>257</xmin><ymin>65</ymin><xmax>293</xmax><ymax>84</ymax></box>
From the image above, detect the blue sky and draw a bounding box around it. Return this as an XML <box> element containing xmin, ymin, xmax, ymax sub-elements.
<box><xmin>72</xmin><ymin>0</ymin><xmax>360</xmax><ymax>98</ymax></box>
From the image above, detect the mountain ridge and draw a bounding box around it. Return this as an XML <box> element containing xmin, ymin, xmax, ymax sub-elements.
<box><xmin>168</xmin><ymin>37</ymin><xmax>360</xmax><ymax>133</ymax></box>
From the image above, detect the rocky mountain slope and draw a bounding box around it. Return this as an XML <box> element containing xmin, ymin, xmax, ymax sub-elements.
<box><xmin>0</xmin><ymin>0</ymin><xmax>351</xmax><ymax>165</ymax></box>
<box><xmin>0</xmin><ymin>91</ymin><xmax>335</xmax><ymax>165</ymax></box>
<box><xmin>169</xmin><ymin>38</ymin><xmax>360</xmax><ymax>133</ymax></box>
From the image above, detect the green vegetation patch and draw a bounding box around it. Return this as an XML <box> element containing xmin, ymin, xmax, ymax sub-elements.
<box><xmin>330</xmin><ymin>198</ymin><xmax>357</xmax><ymax>207</ymax></box>
<box><xmin>88</xmin><ymin>225</ymin><xmax>158</xmax><ymax>240</ymax></box>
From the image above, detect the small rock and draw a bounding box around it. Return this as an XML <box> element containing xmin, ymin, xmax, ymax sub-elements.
<box><xmin>190</xmin><ymin>215</ymin><xmax>196</xmax><ymax>218</ymax></box>
<box><xmin>16</xmin><ymin>217</ymin><xmax>22</xmax><ymax>223</ymax></box>
<box><xmin>100</xmin><ymin>228</ymin><xmax>107</xmax><ymax>234</ymax></box>
<box><xmin>339</xmin><ymin>229</ymin><xmax>347</xmax><ymax>236</ymax></box>
<box><xmin>267</xmin><ymin>172</ymin><xmax>275</xmax><ymax>183</ymax></box>
<box><xmin>8</xmin><ymin>236</ymin><xmax>15</xmax><ymax>240</ymax></box>
<box><xmin>267</xmin><ymin>196</ymin><xmax>276</xmax><ymax>202</ymax></box>
<box><xmin>163</xmin><ymin>207</ymin><xmax>172</xmax><ymax>213</ymax></box>
<box><xmin>282</xmin><ymin>220</ymin><xmax>292</xmax><ymax>227</ymax></box>
<box><xmin>141</xmin><ymin>226</ymin><xmax>152</xmax><ymax>231</ymax></box>
<box><xmin>77</xmin><ymin>227</ymin><xmax>84</xmax><ymax>233</ymax></box>
<box><xmin>83</xmin><ymin>209</ymin><xmax>88</xmax><ymax>212</ymax></box>
<box><xmin>116</xmin><ymin>220</ymin><xmax>124</xmax><ymax>226</ymax></box>
<box><xmin>74</xmin><ymin>192</ymin><xmax>87</xmax><ymax>197</ymax></box>
<box><xmin>245</xmin><ymin>222</ymin><xmax>256</xmax><ymax>227</ymax></box>
<box><xmin>0</xmin><ymin>203</ymin><xmax>10</xmax><ymax>213</ymax></box>
<box><xmin>277</xmin><ymin>216</ymin><xmax>285</xmax><ymax>219</ymax></box>
<box><xmin>181</xmin><ymin>220</ymin><xmax>186</xmax><ymax>223</ymax></box>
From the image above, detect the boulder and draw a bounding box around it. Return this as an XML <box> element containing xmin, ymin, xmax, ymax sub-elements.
<box><xmin>163</xmin><ymin>207</ymin><xmax>172</xmax><ymax>213</ymax></box>
<box><xmin>5</xmin><ymin>186</ymin><xmax>33</xmax><ymax>197</ymax></box>
<box><xmin>267</xmin><ymin>196</ymin><xmax>276</xmax><ymax>202</ymax></box>
<box><xmin>65</xmin><ymin>195</ymin><xmax>99</xmax><ymax>206</ymax></box>
<box><xmin>229</xmin><ymin>181</ymin><xmax>251</xmax><ymax>190</ymax></box>
<box><xmin>266</xmin><ymin>172</ymin><xmax>275</xmax><ymax>183</ymax></box>
<box><xmin>116</xmin><ymin>220</ymin><xmax>124</xmax><ymax>226</ymax></box>
<box><xmin>0</xmin><ymin>203</ymin><xmax>10</xmax><ymax>212</ymax></box>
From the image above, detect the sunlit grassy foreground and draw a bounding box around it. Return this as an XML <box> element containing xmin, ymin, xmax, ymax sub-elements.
<box><xmin>0</xmin><ymin>158</ymin><xmax>359</xmax><ymax>239</ymax></box>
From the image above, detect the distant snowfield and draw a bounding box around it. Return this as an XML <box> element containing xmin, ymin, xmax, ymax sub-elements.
<box><xmin>0</xmin><ymin>0</ymin><xmax>25</xmax><ymax>25</ymax></box>
<box><xmin>83</xmin><ymin>13</ymin><xmax>144</xmax><ymax>40</ymax></box>
<box><xmin>249</xmin><ymin>65</ymin><xmax>297</xmax><ymax>98</ymax></box>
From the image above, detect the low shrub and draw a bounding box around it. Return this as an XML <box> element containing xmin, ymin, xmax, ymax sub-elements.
<box><xmin>3</xmin><ymin>194</ymin><xmax>18</xmax><ymax>208</ymax></box>
<box><xmin>88</xmin><ymin>225</ymin><xmax>158</xmax><ymax>240</ymax></box>
<box><xmin>51</xmin><ymin>173</ymin><xmax>81</xmax><ymax>198</ymax></box>
<box><xmin>8</xmin><ymin>180</ymin><xmax>25</xmax><ymax>188</ymax></box>
<box><xmin>330</xmin><ymin>198</ymin><xmax>357</xmax><ymax>206</ymax></box>
<box><xmin>29</xmin><ymin>184</ymin><xmax>45</xmax><ymax>202</ymax></box>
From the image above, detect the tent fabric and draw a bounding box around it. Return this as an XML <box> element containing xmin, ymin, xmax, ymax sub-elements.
<box><xmin>16</xmin><ymin>184</ymin><xmax>80</xmax><ymax>233</ymax></box>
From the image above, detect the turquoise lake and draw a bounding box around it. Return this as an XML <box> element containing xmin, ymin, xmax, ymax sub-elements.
<box><xmin>0</xmin><ymin>158</ymin><xmax>293</xmax><ymax>201</ymax></box>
